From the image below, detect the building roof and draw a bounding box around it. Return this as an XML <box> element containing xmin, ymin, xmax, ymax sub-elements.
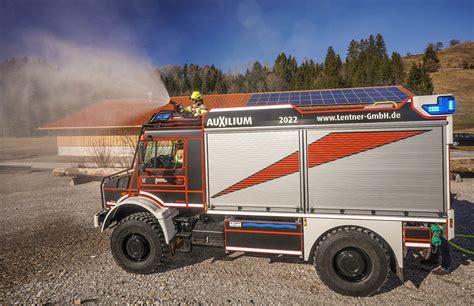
<box><xmin>41</xmin><ymin>93</ymin><xmax>251</xmax><ymax>129</ymax></box>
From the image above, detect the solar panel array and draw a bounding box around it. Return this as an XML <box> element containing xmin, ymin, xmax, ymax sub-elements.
<box><xmin>247</xmin><ymin>86</ymin><xmax>410</xmax><ymax>106</ymax></box>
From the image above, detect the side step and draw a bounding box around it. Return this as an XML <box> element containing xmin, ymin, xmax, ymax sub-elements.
<box><xmin>175</xmin><ymin>231</ymin><xmax>192</xmax><ymax>253</ymax></box>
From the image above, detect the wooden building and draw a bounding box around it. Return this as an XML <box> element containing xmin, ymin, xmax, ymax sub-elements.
<box><xmin>40</xmin><ymin>94</ymin><xmax>251</xmax><ymax>158</ymax></box>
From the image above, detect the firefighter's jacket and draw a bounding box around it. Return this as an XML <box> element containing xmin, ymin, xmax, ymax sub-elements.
<box><xmin>183</xmin><ymin>104</ymin><xmax>208</xmax><ymax>117</ymax></box>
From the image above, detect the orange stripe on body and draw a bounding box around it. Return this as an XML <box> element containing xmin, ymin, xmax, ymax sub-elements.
<box><xmin>212</xmin><ymin>130</ymin><xmax>424</xmax><ymax>198</ymax></box>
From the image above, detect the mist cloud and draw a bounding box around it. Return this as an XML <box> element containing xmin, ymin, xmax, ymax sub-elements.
<box><xmin>0</xmin><ymin>33</ymin><xmax>170</xmax><ymax>136</ymax></box>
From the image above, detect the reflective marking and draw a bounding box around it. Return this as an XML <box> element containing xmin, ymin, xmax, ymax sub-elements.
<box><xmin>226</xmin><ymin>246</ymin><xmax>302</xmax><ymax>256</ymax></box>
<box><xmin>405</xmin><ymin>242</ymin><xmax>431</xmax><ymax>248</ymax></box>
<box><xmin>139</xmin><ymin>191</ymin><xmax>164</xmax><ymax>204</ymax></box>
<box><xmin>242</xmin><ymin>223</ymin><xmax>297</xmax><ymax>229</ymax></box>
<box><xmin>163</xmin><ymin>203</ymin><xmax>186</xmax><ymax>207</ymax></box>
<box><xmin>117</xmin><ymin>194</ymin><xmax>129</xmax><ymax>203</ymax></box>
<box><xmin>162</xmin><ymin>203</ymin><xmax>203</xmax><ymax>208</ymax></box>
<box><xmin>188</xmin><ymin>203</ymin><xmax>205</xmax><ymax>208</ymax></box>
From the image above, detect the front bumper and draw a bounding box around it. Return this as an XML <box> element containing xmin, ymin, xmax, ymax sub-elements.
<box><xmin>93</xmin><ymin>209</ymin><xmax>109</xmax><ymax>228</ymax></box>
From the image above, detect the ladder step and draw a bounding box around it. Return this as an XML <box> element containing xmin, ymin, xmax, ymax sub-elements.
<box><xmin>176</xmin><ymin>231</ymin><xmax>192</xmax><ymax>238</ymax></box>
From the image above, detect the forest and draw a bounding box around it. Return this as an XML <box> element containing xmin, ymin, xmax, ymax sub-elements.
<box><xmin>161</xmin><ymin>33</ymin><xmax>438</xmax><ymax>97</ymax></box>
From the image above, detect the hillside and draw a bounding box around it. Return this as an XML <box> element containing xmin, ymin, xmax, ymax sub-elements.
<box><xmin>403</xmin><ymin>42</ymin><xmax>474</xmax><ymax>70</ymax></box>
<box><xmin>403</xmin><ymin>42</ymin><xmax>474</xmax><ymax>132</ymax></box>
<box><xmin>432</xmin><ymin>70</ymin><xmax>474</xmax><ymax>131</ymax></box>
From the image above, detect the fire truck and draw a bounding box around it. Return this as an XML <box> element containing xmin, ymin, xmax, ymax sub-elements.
<box><xmin>94</xmin><ymin>86</ymin><xmax>456</xmax><ymax>296</ymax></box>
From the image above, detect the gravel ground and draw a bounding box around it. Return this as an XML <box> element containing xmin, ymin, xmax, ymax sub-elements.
<box><xmin>0</xmin><ymin>170</ymin><xmax>473</xmax><ymax>304</ymax></box>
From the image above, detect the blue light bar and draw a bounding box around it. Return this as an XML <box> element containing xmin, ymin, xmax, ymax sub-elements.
<box><xmin>422</xmin><ymin>96</ymin><xmax>455</xmax><ymax>115</ymax></box>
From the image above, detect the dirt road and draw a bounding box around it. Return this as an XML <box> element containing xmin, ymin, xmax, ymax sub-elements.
<box><xmin>0</xmin><ymin>170</ymin><xmax>473</xmax><ymax>303</ymax></box>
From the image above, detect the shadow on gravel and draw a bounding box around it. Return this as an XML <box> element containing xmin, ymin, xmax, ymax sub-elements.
<box><xmin>159</xmin><ymin>245</ymin><xmax>305</xmax><ymax>275</ymax></box>
<box><xmin>378</xmin><ymin>194</ymin><xmax>474</xmax><ymax>294</ymax></box>
<box><xmin>157</xmin><ymin>194</ymin><xmax>474</xmax><ymax>296</ymax></box>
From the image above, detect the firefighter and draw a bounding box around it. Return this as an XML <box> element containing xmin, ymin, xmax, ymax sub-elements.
<box><xmin>181</xmin><ymin>91</ymin><xmax>207</xmax><ymax>117</ymax></box>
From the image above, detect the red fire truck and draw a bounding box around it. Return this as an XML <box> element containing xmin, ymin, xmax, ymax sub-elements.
<box><xmin>94</xmin><ymin>86</ymin><xmax>456</xmax><ymax>296</ymax></box>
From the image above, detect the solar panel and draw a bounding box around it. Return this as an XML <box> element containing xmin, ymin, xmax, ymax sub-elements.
<box><xmin>246</xmin><ymin>86</ymin><xmax>411</xmax><ymax>106</ymax></box>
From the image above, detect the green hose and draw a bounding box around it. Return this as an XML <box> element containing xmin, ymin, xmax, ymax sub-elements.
<box><xmin>448</xmin><ymin>234</ymin><xmax>474</xmax><ymax>255</ymax></box>
<box><xmin>456</xmin><ymin>234</ymin><xmax>474</xmax><ymax>239</ymax></box>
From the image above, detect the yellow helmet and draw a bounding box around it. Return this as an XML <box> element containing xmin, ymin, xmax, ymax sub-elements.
<box><xmin>190</xmin><ymin>91</ymin><xmax>203</xmax><ymax>101</ymax></box>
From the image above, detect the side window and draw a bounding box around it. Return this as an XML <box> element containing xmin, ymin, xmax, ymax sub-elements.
<box><xmin>143</xmin><ymin>140</ymin><xmax>184</xmax><ymax>169</ymax></box>
<box><xmin>117</xmin><ymin>176</ymin><xmax>129</xmax><ymax>189</ymax></box>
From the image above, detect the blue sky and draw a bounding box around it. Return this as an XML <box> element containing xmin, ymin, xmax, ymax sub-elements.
<box><xmin>1</xmin><ymin>0</ymin><xmax>473</xmax><ymax>71</ymax></box>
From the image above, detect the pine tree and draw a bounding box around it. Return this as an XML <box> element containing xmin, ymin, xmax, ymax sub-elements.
<box><xmin>375</xmin><ymin>34</ymin><xmax>387</xmax><ymax>58</ymax></box>
<box><xmin>374</xmin><ymin>34</ymin><xmax>392</xmax><ymax>85</ymax></box>
<box><xmin>188</xmin><ymin>64</ymin><xmax>202</xmax><ymax>93</ymax></box>
<box><xmin>214</xmin><ymin>69</ymin><xmax>227</xmax><ymax>93</ymax></box>
<box><xmin>182</xmin><ymin>64</ymin><xmax>191</xmax><ymax>94</ymax></box>
<box><xmin>406</xmin><ymin>63</ymin><xmax>433</xmax><ymax>95</ymax></box>
<box><xmin>321</xmin><ymin>46</ymin><xmax>343</xmax><ymax>88</ymax></box>
<box><xmin>245</xmin><ymin>61</ymin><xmax>267</xmax><ymax>92</ymax></box>
<box><xmin>422</xmin><ymin>44</ymin><xmax>440</xmax><ymax>72</ymax></box>
<box><xmin>291</xmin><ymin>59</ymin><xmax>317</xmax><ymax>90</ymax></box>
<box><xmin>287</xmin><ymin>55</ymin><xmax>298</xmax><ymax>89</ymax></box>
<box><xmin>449</xmin><ymin>39</ymin><xmax>461</xmax><ymax>47</ymax></box>
<box><xmin>345</xmin><ymin>39</ymin><xmax>360</xmax><ymax>86</ymax></box>
<box><xmin>390</xmin><ymin>52</ymin><xmax>405</xmax><ymax>84</ymax></box>
<box><xmin>273</xmin><ymin>53</ymin><xmax>290</xmax><ymax>90</ymax></box>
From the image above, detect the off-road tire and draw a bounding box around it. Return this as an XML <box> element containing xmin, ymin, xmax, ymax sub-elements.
<box><xmin>314</xmin><ymin>226</ymin><xmax>390</xmax><ymax>296</ymax></box>
<box><xmin>111</xmin><ymin>212</ymin><xmax>167</xmax><ymax>274</ymax></box>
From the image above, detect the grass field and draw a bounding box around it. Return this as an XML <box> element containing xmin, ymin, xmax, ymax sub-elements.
<box><xmin>432</xmin><ymin>69</ymin><xmax>474</xmax><ymax>132</ymax></box>
<box><xmin>403</xmin><ymin>42</ymin><xmax>474</xmax><ymax>70</ymax></box>
<box><xmin>0</xmin><ymin>136</ymin><xmax>57</xmax><ymax>161</ymax></box>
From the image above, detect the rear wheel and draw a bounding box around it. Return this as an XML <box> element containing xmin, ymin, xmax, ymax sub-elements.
<box><xmin>111</xmin><ymin>212</ymin><xmax>166</xmax><ymax>274</ymax></box>
<box><xmin>314</xmin><ymin>226</ymin><xmax>389</xmax><ymax>296</ymax></box>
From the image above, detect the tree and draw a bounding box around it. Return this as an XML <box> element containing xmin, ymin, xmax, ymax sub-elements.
<box><xmin>321</xmin><ymin>46</ymin><xmax>343</xmax><ymax>88</ymax></box>
<box><xmin>435</xmin><ymin>41</ymin><xmax>444</xmax><ymax>51</ymax></box>
<box><xmin>375</xmin><ymin>34</ymin><xmax>392</xmax><ymax>85</ymax></box>
<box><xmin>227</xmin><ymin>73</ymin><xmax>246</xmax><ymax>93</ymax></box>
<box><xmin>422</xmin><ymin>44</ymin><xmax>440</xmax><ymax>72</ymax></box>
<box><xmin>245</xmin><ymin>61</ymin><xmax>268</xmax><ymax>92</ymax></box>
<box><xmin>273</xmin><ymin>53</ymin><xmax>297</xmax><ymax>90</ymax></box>
<box><xmin>375</xmin><ymin>34</ymin><xmax>387</xmax><ymax>58</ymax></box>
<box><xmin>273</xmin><ymin>53</ymin><xmax>289</xmax><ymax>90</ymax></box>
<box><xmin>345</xmin><ymin>39</ymin><xmax>360</xmax><ymax>86</ymax></box>
<box><xmin>290</xmin><ymin>59</ymin><xmax>318</xmax><ymax>90</ymax></box>
<box><xmin>390</xmin><ymin>52</ymin><xmax>405</xmax><ymax>84</ymax></box>
<box><xmin>406</xmin><ymin>63</ymin><xmax>433</xmax><ymax>95</ymax></box>
<box><xmin>182</xmin><ymin>64</ymin><xmax>191</xmax><ymax>93</ymax></box>
<box><xmin>202</xmin><ymin>65</ymin><xmax>227</xmax><ymax>94</ymax></box>
<box><xmin>187</xmin><ymin>64</ymin><xmax>202</xmax><ymax>92</ymax></box>
<box><xmin>449</xmin><ymin>39</ymin><xmax>461</xmax><ymax>47</ymax></box>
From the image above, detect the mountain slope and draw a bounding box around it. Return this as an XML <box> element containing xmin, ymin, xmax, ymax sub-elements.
<box><xmin>403</xmin><ymin>42</ymin><xmax>474</xmax><ymax>70</ymax></box>
<box><xmin>402</xmin><ymin>42</ymin><xmax>474</xmax><ymax>132</ymax></box>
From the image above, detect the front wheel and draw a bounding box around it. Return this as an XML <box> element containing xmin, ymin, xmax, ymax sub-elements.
<box><xmin>111</xmin><ymin>212</ymin><xmax>167</xmax><ymax>274</ymax></box>
<box><xmin>314</xmin><ymin>226</ymin><xmax>389</xmax><ymax>296</ymax></box>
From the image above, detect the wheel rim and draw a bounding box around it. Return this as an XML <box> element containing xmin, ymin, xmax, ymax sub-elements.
<box><xmin>123</xmin><ymin>233</ymin><xmax>150</xmax><ymax>262</ymax></box>
<box><xmin>333</xmin><ymin>247</ymin><xmax>372</xmax><ymax>282</ymax></box>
